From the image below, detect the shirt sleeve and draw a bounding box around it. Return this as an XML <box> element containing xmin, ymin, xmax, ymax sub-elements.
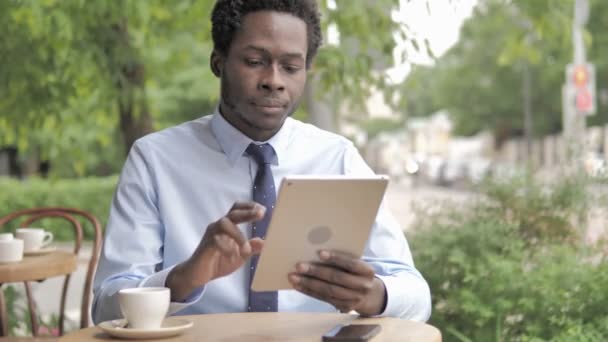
<box><xmin>343</xmin><ymin>143</ymin><xmax>432</xmax><ymax>321</ymax></box>
<box><xmin>91</xmin><ymin>140</ymin><xmax>204</xmax><ymax>324</ymax></box>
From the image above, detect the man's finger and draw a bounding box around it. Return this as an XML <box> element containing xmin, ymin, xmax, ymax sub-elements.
<box><xmin>214</xmin><ymin>217</ymin><xmax>249</xmax><ymax>251</ymax></box>
<box><xmin>318</xmin><ymin>250</ymin><xmax>375</xmax><ymax>277</ymax></box>
<box><xmin>226</xmin><ymin>206</ymin><xmax>266</xmax><ymax>224</ymax></box>
<box><xmin>249</xmin><ymin>238</ymin><xmax>265</xmax><ymax>255</ymax></box>
<box><xmin>230</xmin><ymin>201</ymin><xmax>266</xmax><ymax>212</ymax></box>
<box><xmin>240</xmin><ymin>238</ymin><xmax>264</xmax><ymax>259</ymax></box>
<box><xmin>289</xmin><ymin>276</ymin><xmax>357</xmax><ymax>311</ymax></box>
<box><xmin>229</xmin><ymin>201</ymin><xmax>258</xmax><ymax>210</ymax></box>
<box><xmin>213</xmin><ymin>234</ymin><xmax>241</xmax><ymax>256</ymax></box>
<box><xmin>295</xmin><ymin>262</ymin><xmax>374</xmax><ymax>293</ymax></box>
<box><xmin>289</xmin><ymin>273</ymin><xmax>362</xmax><ymax>302</ymax></box>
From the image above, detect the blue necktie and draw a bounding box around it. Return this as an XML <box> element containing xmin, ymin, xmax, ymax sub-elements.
<box><xmin>246</xmin><ymin>143</ymin><xmax>279</xmax><ymax>312</ymax></box>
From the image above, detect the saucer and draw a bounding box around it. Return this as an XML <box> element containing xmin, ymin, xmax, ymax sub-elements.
<box><xmin>98</xmin><ymin>317</ymin><xmax>193</xmax><ymax>340</ymax></box>
<box><xmin>24</xmin><ymin>246</ymin><xmax>57</xmax><ymax>256</ymax></box>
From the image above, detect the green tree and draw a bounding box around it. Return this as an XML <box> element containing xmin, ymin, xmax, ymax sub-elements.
<box><xmin>0</xmin><ymin>0</ymin><xmax>420</xmax><ymax>177</ymax></box>
<box><xmin>398</xmin><ymin>65</ymin><xmax>442</xmax><ymax>119</ymax></box>
<box><xmin>309</xmin><ymin>0</ymin><xmax>401</xmax><ymax>130</ymax></box>
<box><xmin>400</xmin><ymin>0</ymin><xmax>608</xmax><ymax>145</ymax></box>
<box><xmin>0</xmin><ymin>0</ymin><xmax>217</xmax><ymax>176</ymax></box>
<box><xmin>587</xmin><ymin>0</ymin><xmax>608</xmax><ymax>127</ymax></box>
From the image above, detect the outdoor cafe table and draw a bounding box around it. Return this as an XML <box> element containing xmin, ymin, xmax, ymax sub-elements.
<box><xmin>0</xmin><ymin>251</ymin><xmax>78</xmax><ymax>337</ymax></box>
<box><xmin>60</xmin><ymin>312</ymin><xmax>442</xmax><ymax>341</ymax></box>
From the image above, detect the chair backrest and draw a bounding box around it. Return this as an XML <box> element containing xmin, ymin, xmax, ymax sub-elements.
<box><xmin>0</xmin><ymin>208</ymin><xmax>102</xmax><ymax>336</ymax></box>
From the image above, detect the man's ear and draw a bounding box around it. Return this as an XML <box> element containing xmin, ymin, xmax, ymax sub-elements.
<box><xmin>210</xmin><ymin>50</ymin><xmax>223</xmax><ymax>78</ymax></box>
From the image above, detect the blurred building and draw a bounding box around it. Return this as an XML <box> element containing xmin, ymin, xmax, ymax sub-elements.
<box><xmin>407</xmin><ymin>111</ymin><xmax>452</xmax><ymax>157</ymax></box>
<box><xmin>364</xmin><ymin>111</ymin><xmax>452</xmax><ymax>179</ymax></box>
<box><xmin>365</xmin><ymin>110</ymin><xmax>494</xmax><ymax>186</ymax></box>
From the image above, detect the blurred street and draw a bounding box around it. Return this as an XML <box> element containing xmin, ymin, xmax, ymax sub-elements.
<box><xmin>385</xmin><ymin>179</ymin><xmax>474</xmax><ymax>232</ymax></box>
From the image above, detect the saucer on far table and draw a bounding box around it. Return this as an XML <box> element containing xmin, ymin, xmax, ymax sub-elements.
<box><xmin>97</xmin><ymin>317</ymin><xmax>194</xmax><ymax>340</ymax></box>
<box><xmin>23</xmin><ymin>246</ymin><xmax>57</xmax><ymax>256</ymax></box>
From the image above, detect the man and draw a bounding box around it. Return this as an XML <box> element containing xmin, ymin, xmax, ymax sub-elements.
<box><xmin>92</xmin><ymin>0</ymin><xmax>431</xmax><ymax>323</ymax></box>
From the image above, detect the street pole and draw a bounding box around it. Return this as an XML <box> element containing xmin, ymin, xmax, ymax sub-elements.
<box><xmin>509</xmin><ymin>4</ymin><xmax>536</xmax><ymax>168</ymax></box>
<box><xmin>522</xmin><ymin>61</ymin><xmax>533</xmax><ymax>166</ymax></box>
<box><xmin>563</xmin><ymin>0</ymin><xmax>589</xmax><ymax>167</ymax></box>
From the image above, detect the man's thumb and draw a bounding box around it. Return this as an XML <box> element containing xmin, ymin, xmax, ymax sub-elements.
<box><xmin>249</xmin><ymin>237</ymin><xmax>265</xmax><ymax>255</ymax></box>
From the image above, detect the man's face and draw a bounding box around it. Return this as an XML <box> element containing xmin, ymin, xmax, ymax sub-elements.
<box><xmin>214</xmin><ymin>11</ymin><xmax>308</xmax><ymax>141</ymax></box>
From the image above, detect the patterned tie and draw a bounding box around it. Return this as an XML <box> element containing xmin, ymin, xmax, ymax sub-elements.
<box><xmin>246</xmin><ymin>143</ymin><xmax>279</xmax><ymax>312</ymax></box>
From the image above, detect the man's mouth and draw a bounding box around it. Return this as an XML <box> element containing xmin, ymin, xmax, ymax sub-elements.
<box><xmin>253</xmin><ymin>98</ymin><xmax>286</xmax><ymax>107</ymax></box>
<box><xmin>252</xmin><ymin>100</ymin><xmax>287</xmax><ymax>114</ymax></box>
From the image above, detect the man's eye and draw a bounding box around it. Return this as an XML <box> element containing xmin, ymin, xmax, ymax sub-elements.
<box><xmin>284</xmin><ymin>65</ymin><xmax>302</xmax><ymax>74</ymax></box>
<box><xmin>246</xmin><ymin>59</ymin><xmax>263</xmax><ymax>66</ymax></box>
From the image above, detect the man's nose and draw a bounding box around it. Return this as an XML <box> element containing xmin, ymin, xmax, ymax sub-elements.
<box><xmin>258</xmin><ymin>65</ymin><xmax>286</xmax><ymax>92</ymax></box>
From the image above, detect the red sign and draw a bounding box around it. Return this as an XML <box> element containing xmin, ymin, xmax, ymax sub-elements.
<box><xmin>565</xmin><ymin>63</ymin><xmax>596</xmax><ymax>115</ymax></box>
<box><xmin>576</xmin><ymin>88</ymin><xmax>593</xmax><ymax>112</ymax></box>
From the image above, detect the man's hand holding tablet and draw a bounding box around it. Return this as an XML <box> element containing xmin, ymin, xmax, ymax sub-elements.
<box><xmin>251</xmin><ymin>175</ymin><xmax>389</xmax><ymax>316</ymax></box>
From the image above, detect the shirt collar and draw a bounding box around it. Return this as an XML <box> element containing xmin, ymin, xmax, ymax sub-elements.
<box><xmin>210</xmin><ymin>105</ymin><xmax>293</xmax><ymax>167</ymax></box>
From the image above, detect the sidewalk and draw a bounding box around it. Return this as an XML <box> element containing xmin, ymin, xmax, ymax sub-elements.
<box><xmin>385</xmin><ymin>180</ymin><xmax>473</xmax><ymax>232</ymax></box>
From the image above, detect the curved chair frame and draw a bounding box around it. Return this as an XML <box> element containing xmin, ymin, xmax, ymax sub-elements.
<box><xmin>0</xmin><ymin>208</ymin><xmax>102</xmax><ymax>337</ymax></box>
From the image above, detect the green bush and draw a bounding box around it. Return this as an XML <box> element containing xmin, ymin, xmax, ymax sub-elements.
<box><xmin>2</xmin><ymin>285</ymin><xmax>63</xmax><ymax>337</ymax></box>
<box><xmin>0</xmin><ymin>176</ymin><xmax>117</xmax><ymax>241</ymax></box>
<box><xmin>411</xmin><ymin>173</ymin><xmax>608</xmax><ymax>341</ymax></box>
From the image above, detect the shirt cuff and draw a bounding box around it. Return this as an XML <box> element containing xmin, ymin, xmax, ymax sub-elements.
<box><xmin>374</xmin><ymin>274</ymin><xmax>402</xmax><ymax>318</ymax></box>
<box><xmin>374</xmin><ymin>274</ymin><xmax>432</xmax><ymax>321</ymax></box>
<box><xmin>139</xmin><ymin>265</ymin><xmax>205</xmax><ymax>315</ymax></box>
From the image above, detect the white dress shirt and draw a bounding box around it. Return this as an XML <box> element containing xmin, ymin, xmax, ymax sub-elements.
<box><xmin>92</xmin><ymin>110</ymin><xmax>431</xmax><ymax>323</ymax></box>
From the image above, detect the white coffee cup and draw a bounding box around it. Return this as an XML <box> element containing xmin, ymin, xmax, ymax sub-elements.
<box><xmin>0</xmin><ymin>238</ymin><xmax>24</xmax><ymax>263</ymax></box>
<box><xmin>15</xmin><ymin>228</ymin><xmax>53</xmax><ymax>252</ymax></box>
<box><xmin>0</xmin><ymin>233</ymin><xmax>14</xmax><ymax>241</ymax></box>
<box><xmin>119</xmin><ymin>287</ymin><xmax>170</xmax><ymax>330</ymax></box>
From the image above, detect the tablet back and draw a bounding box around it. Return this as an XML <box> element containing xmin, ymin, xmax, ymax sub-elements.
<box><xmin>251</xmin><ymin>175</ymin><xmax>389</xmax><ymax>291</ymax></box>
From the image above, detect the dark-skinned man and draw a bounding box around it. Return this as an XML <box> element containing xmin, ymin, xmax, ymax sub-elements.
<box><xmin>93</xmin><ymin>0</ymin><xmax>431</xmax><ymax>323</ymax></box>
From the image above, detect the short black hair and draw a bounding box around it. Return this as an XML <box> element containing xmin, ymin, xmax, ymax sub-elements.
<box><xmin>211</xmin><ymin>0</ymin><xmax>322</xmax><ymax>68</ymax></box>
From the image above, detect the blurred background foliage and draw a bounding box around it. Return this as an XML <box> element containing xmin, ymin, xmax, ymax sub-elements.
<box><xmin>0</xmin><ymin>176</ymin><xmax>116</xmax><ymax>240</ymax></box>
<box><xmin>4</xmin><ymin>0</ymin><xmax>605</xmax><ymax>175</ymax></box>
<box><xmin>401</xmin><ymin>0</ymin><xmax>608</xmax><ymax>147</ymax></box>
<box><xmin>0</xmin><ymin>0</ymin><xmax>408</xmax><ymax>178</ymax></box>
<box><xmin>411</xmin><ymin>173</ymin><xmax>608</xmax><ymax>340</ymax></box>
<box><xmin>2</xmin><ymin>0</ymin><xmax>608</xmax><ymax>176</ymax></box>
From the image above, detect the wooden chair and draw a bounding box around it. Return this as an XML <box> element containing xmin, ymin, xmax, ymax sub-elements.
<box><xmin>0</xmin><ymin>208</ymin><xmax>102</xmax><ymax>338</ymax></box>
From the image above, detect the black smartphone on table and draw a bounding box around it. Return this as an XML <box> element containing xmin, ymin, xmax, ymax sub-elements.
<box><xmin>322</xmin><ymin>324</ymin><xmax>382</xmax><ymax>341</ymax></box>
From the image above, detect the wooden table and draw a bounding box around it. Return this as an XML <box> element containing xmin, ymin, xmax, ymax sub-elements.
<box><xmin>0</xmin><ymin>251</ymin><xmax>77</xmax><ymax>283</ymax></box>
<box><xmin>0</xmin><ymin>251</ymin><xmax>78</xmax><ymax>337</ymax></box>
<box><xmin>60</xmin><ymin>312</ymin><xmax>442</xmax><ymax>341</ymax></box>
<box><xmin>1</xmin><ymin>338</ymin><xmax>58</xmax><ymax>341</ymax></box>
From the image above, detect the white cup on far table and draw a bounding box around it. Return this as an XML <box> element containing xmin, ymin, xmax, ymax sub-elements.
<box><xmin>0</xmin><ymin>238</ymin><xmax>24</xmax><ymax>263</ymax></box>
<box><xmin>15</xmin><ymin>228</ymin><xmax>53</xmax><ymax>252</ymax></box>
<box><xmin>0</xmin><ymin>233</ymin><xmax>14</xmax><ymax>241</ymax></box>
<box><xmin>119</xmin><ymin>287</ymin><xmax>170</xmax><ymax>330</ymax></box>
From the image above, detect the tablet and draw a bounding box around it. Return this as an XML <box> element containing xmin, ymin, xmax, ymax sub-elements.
<box><xmin>251</xmin><ymin>175</ymin><xmax>389</xmax><ymax>292</ymax></box>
